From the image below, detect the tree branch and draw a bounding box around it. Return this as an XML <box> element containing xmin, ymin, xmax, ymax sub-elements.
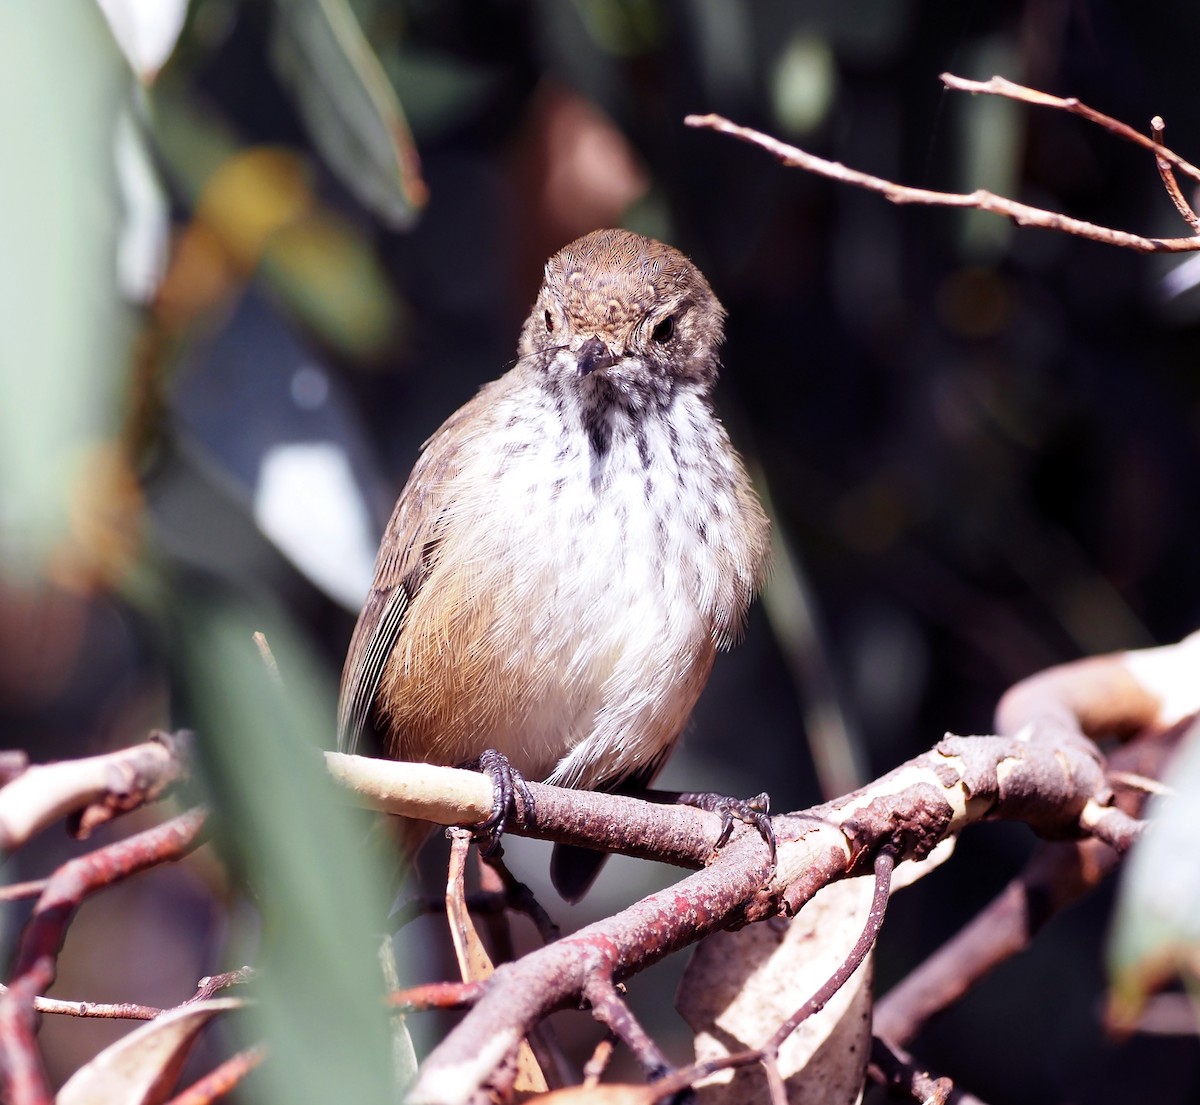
<box><xmin>0</xmin><ymin>730</ymin><xmax>192</xmax><ymax>852</ymax></box>
<box><xmin>397</xmin><ymin>632</ymin><xmax>1197</xmax><ymax>1103</ymax></box>
<box><xmin>685</xmin><ymin>73</ymin><xmax>1200</xmax><ymax>253</ymax></box>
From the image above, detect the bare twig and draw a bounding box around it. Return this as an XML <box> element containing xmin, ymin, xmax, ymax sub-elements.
<box><xmin>581</xmin><ymin>1037</ymin><xmax>616</xmax><ymax>1088</ymax></box>
<box><xmin>402</xmin><ymin>630</ymin><xmax>1198</xmax><ymax>1103</ymax></box>
<box><xmin>686</xmin><ymin>72</ymin><xmax>1200</xmax><ymax>254</ymax></box>
<box><xmin>868</xmin><ymin>1037</ymin><xmax>962</xmax><ymax>1105</ymax></box>
<box><xmin>875</xmin><ymin>645</ymin><xmax>1188</xmax><ymax>1047</ymax></box>
<box><xmin>0</xmin><ymin>879</ymin><xmax>49</xmax><ymax>903</ymax></box>
<box><xmin>584</xmin><ymin>976</ymin><xmax>671</xmax><ymax>1079</ymax></box>
<box><xmin>1150</xmin><ymin>116</ymin><xmax>1200</xmax><ymax>233</ymax></box>
<box><xmin>0</xmin><ymin>985</ymin><xmax>161</xmax><ymax>1021</ymax></box>
<box><xmin>764</xmin><ymin>849</ymin><xmax>895</xmax><ymax>1056</ymax></box>
<box><xmin>940</xmin><ymin>73</ymin><xmax>1200</xmax><ymax>187</ymax></box>
<box><xmin>388</xmin><ymin>981</ymin><xmax>484</xmax><ymax>1013</ymax></box>
<box><xmin>185</xmin><ymin>967</ymin><xmax>256</xmax><ymax>1005</ymax></box>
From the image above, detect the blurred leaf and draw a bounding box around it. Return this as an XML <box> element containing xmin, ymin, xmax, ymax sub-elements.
<box><xmin>196</xmin><ymin>148</ymin><xmax>313</xmax><ymax>272</ymax></box>
<box><xmin>379</xmin><ymin>47</ymin><xmax>502</xmax><ymax>139</ymax></box>
<box><xmin>148</xmin><ymin>92</ymin><xmax>403</xmax><ymax>357</ymax></box>
<box><xmin>176</xmin><ymin>588</ymin><xmax>397</xmax><ymax>1104</ymax></box>
<box><xmin>262</xmin><ymin>213</ymin><xmax>401</xmax><ymax>357</ymax></box>
<box><xmin>95</xmin><ymin>0</ymin><xmax>188</xmax><ymax>83</ymax></box>
<box><xmin>269</xmin><ymin>0</ymin><xmax>427</xmax><ymax>229</ymax></box>
<box><xmin>1108</xmin><ymin>718</ymin><xmax>1200</xmax><ymax>1028</ymax></box>
<box><xmin>0</xmin><ymin>0</ymin><xmax>132</xmax><ymax>577</ymax></box>
<box><xmin>56</xmin><ymin>997</ymin><xmax>245</xmax><ymax>1105</ymax></box>
<box><xmin>572</xmin><ymin>0</ymin><xmax>661</xmax><ymax>57</ymax></box>
<box><xmin>770</xmin><ymin>32</ymin><xmax>835</xmax><ymax>136</ymax></box>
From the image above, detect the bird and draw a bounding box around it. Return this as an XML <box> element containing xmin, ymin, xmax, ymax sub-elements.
<box><xmin>338</xmin><ymin>227</ymin><xmax>772</xmax><ymax>902</ymax></box>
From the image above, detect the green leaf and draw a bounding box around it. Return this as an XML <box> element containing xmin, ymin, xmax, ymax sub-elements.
<box><xmin>176</xmin><ymin>588</ymin><xmax>400</xmax><ymax>1104</ymax></box>
<box><xmin>0</xmin><ymin>0</ymin><xmax>132</xmax><ymax>575</ymax></box>
<box><xmin>1108</xmin><ymin>719</ymin><xmax>1200</xmax><ymax>1026</ymax></box>
<box><xmin>270</xmin><ymin>0</ymin><xmax>427</xmax><ymax>229</ymax></box>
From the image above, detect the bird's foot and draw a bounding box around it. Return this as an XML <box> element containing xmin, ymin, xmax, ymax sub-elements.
<box><xmin>678</xmin><ymin>790</ymin><xmax>777</xmax><ymax>868</ymax></box>
<box><xmin>463</xmin><ymin>749</ymin><xmax>535</xmax><ymax>856</ymax></box>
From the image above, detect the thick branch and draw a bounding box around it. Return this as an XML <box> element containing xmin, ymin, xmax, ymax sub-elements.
<box><xmin>405</xmin><ymin>631</ymin><xmax>1197</xmax><ymax>1103</ymax></box>
<box><xmin>0</xmin><ymin>730</ymin><xmax>192</xmax><ymax>852</ymax></box>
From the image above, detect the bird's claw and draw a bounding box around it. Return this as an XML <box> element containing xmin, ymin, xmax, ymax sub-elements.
<box><xmin>679</xmin><ymin>790</ymin><xmax>777</xmax><ymax>868</ymax></box>
<box><xmin>468</xmin><ymin>749</ymin><xmax>534</xmax><ymax>856</ymax></box>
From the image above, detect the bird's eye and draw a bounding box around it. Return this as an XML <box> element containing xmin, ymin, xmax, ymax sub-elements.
<box><xmin>544</xmin><ymin>309</ymin><xmax>554</xmax><ymax>333</ymax></box>
<box><xmin>651</xmin><ymin>315</ymin><xmax>675</xmax><ymax>343</ymax></box>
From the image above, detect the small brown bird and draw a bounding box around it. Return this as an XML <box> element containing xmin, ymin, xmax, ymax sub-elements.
<box><xmin>338</xmin><ymin>228</ymin><xmax>771</xmax><ymax>901</ymax></box>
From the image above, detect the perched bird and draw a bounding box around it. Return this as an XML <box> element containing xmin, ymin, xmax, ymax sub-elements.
<box><xmin>338</xmin><ymin>228</ymin><xmax>772</xmax><ymax>901</ymax></box>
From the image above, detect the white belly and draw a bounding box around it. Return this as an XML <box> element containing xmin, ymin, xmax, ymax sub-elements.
<box><xmin>456</xmin><ymin>396</ymin><xmax>726</xmax><ymax>790</ymax></box>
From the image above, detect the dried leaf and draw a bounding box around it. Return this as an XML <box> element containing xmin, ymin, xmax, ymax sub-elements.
<box><xmin>678</xmin><ymin>878</ymin><xmax>874</xmax><ymax>1105</ymax></box>
<box><xmin>444</xmin><ymin>835</ymin><xmax>547</xmax><ymax>1094</ymax></box>
<box><xmin>56</xmin><ymin>997</ymin><xmax>245</xmax><ymax>1105</ymax></box>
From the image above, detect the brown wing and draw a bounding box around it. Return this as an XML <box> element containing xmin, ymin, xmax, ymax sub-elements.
<box><xmin>336</xmin><ymin>381</ymin><xmax>505</xmax><ymax>755</ymax></box>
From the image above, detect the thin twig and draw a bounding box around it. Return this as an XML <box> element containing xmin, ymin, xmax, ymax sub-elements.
<box><xmin>684</xmin><ymin>104</ymin><xmax>1200</xmax><ymax>253</ymax></box>
<box><xmin>765</xmin><ymin>849</ymin><xmax>895</xmax><ymax>1055</ymax></box>
<box><xmin>868</xmin><ymin>1037</ymin><xmax>959</xmax><ymax>1105</ymax></box>
<box><xmin>387</xmin><ymin>981</ymin><xmax>484</xmax><ymax>1013</ymax></box>
<box><xmin>581</xmin><ymin>1037</ymin><xmax>616</xmax><ymax>1088</ymax></box>
<box><xmin>0</xmin><ymin>879</ymin><xmax>49</xmax><ymax>903</ymax></box>
<box><xmin>0</xmin><ymin>985</ymin><xmax>160</xmax><ymax>1021</ymax></box>
<box><xmin>941</xmin><ymin>73</ymin><xmax>1200</xmax><ymax>187</ymax></box>
<box><xmin>1150</xmin><ymin>116</ymin><xmax>1200</xmax><ymax>233</ymax></box>
<box><xmin>185</xmin><ymin>967</ymin><xmax>256</xmax><ymax>1005</ymax></box>
<box><xmin>584</xmin><ymin>976</ymin><xmax>671</xmax><ymax>1079</ymax></box>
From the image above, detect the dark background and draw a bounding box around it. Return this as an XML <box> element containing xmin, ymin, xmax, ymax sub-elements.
<box><xmin>4</xmin><ymin>1</ymin><xmax>1199</xmax><ymax>1100</ymax></box>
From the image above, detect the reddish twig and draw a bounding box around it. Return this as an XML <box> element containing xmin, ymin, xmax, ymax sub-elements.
<box><xmin>0</xmin><ymin>957</ymin><xmax>54</xmax><ymax>1105</ymax></box>
<box><xmin>11</xmin><ymin>806</ymin><xmax>208</xmax><ymax>984</ymax></box>
<box><xmin>402</xmin><ymin>632</ymin><xmax>1200</xmax><ymax>1102</ymax></box>
<box><xmin>388</xmin><ymin>981</ymin><xmax>485</xmax><ymax>1013</ymax></box>
<box><xmin>161</xmin><ymin>1043</ymin><xmax>267</xmax><ymax>1105</ymax></box>
<box><xmin>583</xmin><ymin>976</ymin><xmax>671</xmax><ymax>1079</ymax></box>
<box><xmin>876</xmin><ymin>651</ymin><xmax>1187</xmax><ymax>1047</ymax></box>
<box><xmin>765</xmin><ymin>849</ymin><xmax>895</xmax><ymax>1057</ymax></box>
<box><xmin>0</xmin><ymin>810</ymin><xmax>209</xmax><ymax>1105</ymax></box>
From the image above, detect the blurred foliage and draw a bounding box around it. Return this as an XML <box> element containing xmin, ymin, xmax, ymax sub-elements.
<box><xmin>1109</xmin><ymin>717</ymin><xmax>1200</xmax><ymax>1028</ymax></box>
<box><xmin>3</xmin><ymin>1</ymin><xmax>1200</xmax><ymax>1102</ymax></box>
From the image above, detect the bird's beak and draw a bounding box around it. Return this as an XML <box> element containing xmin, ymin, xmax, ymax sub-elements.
<box><xmin>575</xmin><ymin>336</ymin><xmax>618</xmax><ymax>377</ymax></box>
